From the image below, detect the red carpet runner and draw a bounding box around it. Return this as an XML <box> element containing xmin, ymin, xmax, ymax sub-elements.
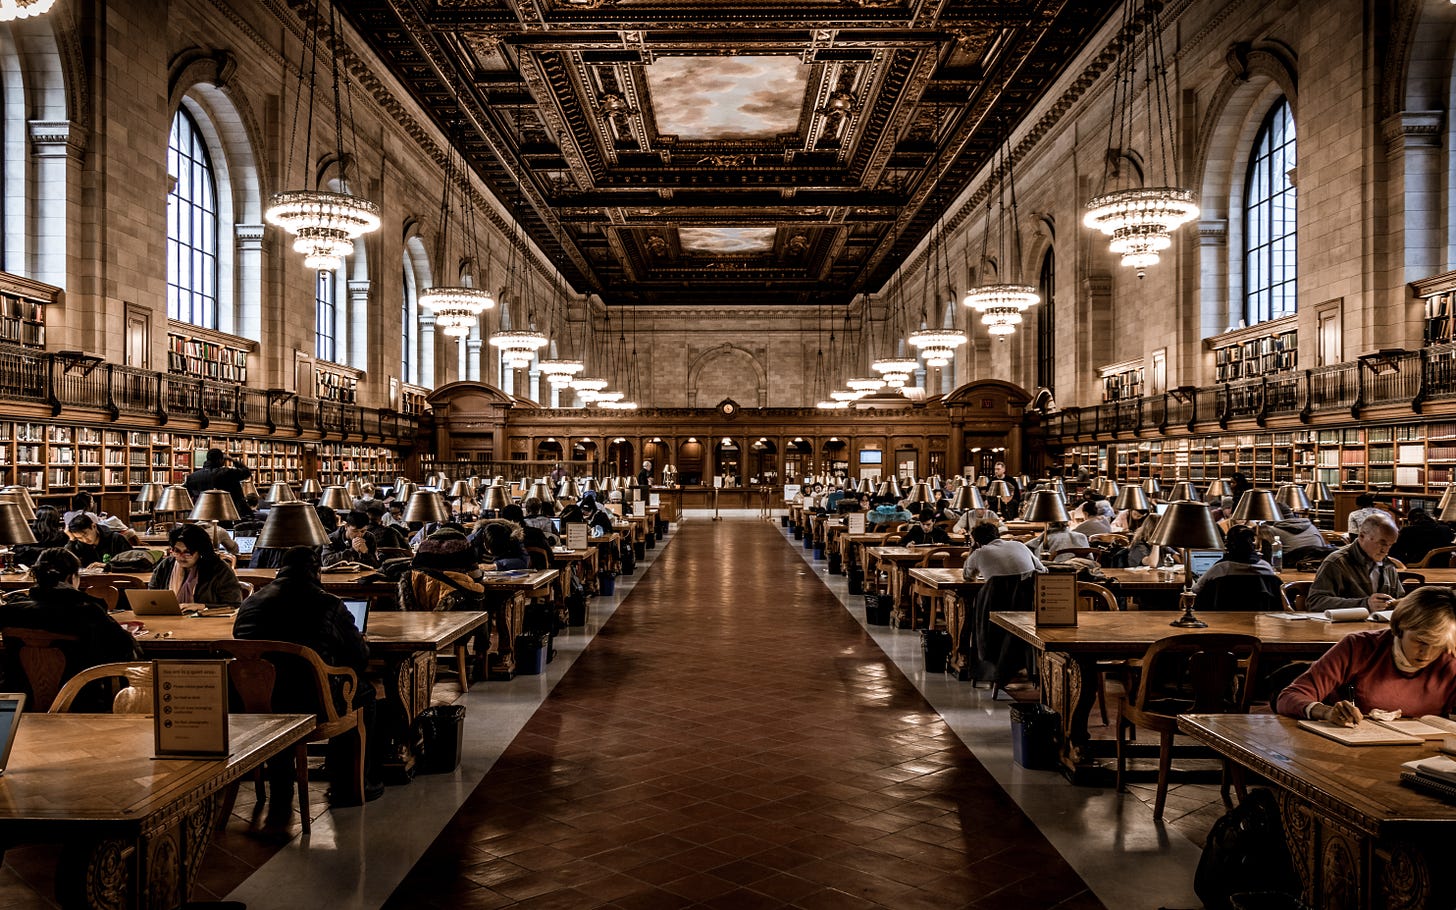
<box><xmin>386</xmin><ymin>518</ymin><xmax>1102</xmax><ymax>909</ymax></box>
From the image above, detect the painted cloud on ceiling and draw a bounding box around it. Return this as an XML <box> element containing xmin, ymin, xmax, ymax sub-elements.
<box><xmin>677</xmin><ymin>227</ymin><xmax>778</xmax><ymax>255</ymax></box>
<box><xmin>647</xmin><ymin>56</ymin><xmax>807</xmax><ymax>139</ymax></box>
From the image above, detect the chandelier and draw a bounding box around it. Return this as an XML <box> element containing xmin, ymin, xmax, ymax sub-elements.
<box><xmin>1082</xmin><ymin>0</ymin><xmax>1198</xmax><ymax>278</ymax></box>
<box><xmin>265</xmin><ymin>1</ymin><xmax>379</xmax><ymax>271</ymax></box>
<box><xmin>420</xmin><ymin>287</ymin><xmax>495</xmax><ymax>339</ymax></box>
<box><xmin>592</xmin><ymin>390</ymin><xmax>625</xmax><ymax>403</ymax></box>
<box><xmin>570</xmin><ymin>376</ymin><xmax>608</xmax><ymax>404</ymax></box>
<box><xmin>847</xmin><ymin>376</ymin><xmax>885</xmax><ymax>393</ymax></box>
<box><xmin>539</xmin><ymin>359</ymin><xmax>584</xmax><ymax>386</ymax></box>
<box><xmin>871</xmin><ymin>358</ymin><xmax>919</xmax><ymax>388</ymax></box>
<box><xmin>964</xmin><ymin>284</ymin><xmax>1039</xmax><ymax>336</ymax></box>
<box><xmin>962</xmin><ymin>126</ymin><xmax>1038</xmax><ymax>339</ymax></box>
<box><xmin>0</xmin><ymin>0</ymin><xmax>58</xmax><ymax>23</ymax></box>
<box><xmin>830</xmin><ymin>389</ymin><xmax>865</xmax><ymax>402</ymax></box>
<box><xmin>908</xmin><ymin>329</ymin><xmax>966</xmax><ymax>367</ymax></box>
<box><xmin>490</xmin><ymin>330</ymin><xmax>549</xmax><ymax>369</ymax></box>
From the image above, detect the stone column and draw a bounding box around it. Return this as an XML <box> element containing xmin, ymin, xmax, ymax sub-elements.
<box><xmin>1383</xmin><ymin>111</ymin><xmax>1444</xmax><ymax>350</ymax></box>
<box><xmin>28</xmin><ymin>120</ymin><xmax>86</xmax><ymax>348</ymax></box>
<box><xmin>235</xmin><ymin>225</ymin><xmax>266</xmax><ymax>346</ymax></box>
<box><xmin>466</xmin><ymin>330</ymin><xmax>482</xmax><ymax>382</ymax></box>
<box><xmin>528</xmin><ymin>368</ymin><xmax>541</xmax><ymax>404</ymax></box>
<box><xmin>346</xmin><ymin>280</ymin><xmax>371</xmax><ymax>375</ymax></box>
<box><xmin>419</xmin><ymin>313</ymin><xmax>437</xmax><ymax>387</ymax></box>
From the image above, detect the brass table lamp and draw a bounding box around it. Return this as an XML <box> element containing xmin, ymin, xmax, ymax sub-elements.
<box><xmin>1150</xmin><ymin>500</ymin><xmax>1224</xmax><ymax>628</ymax></box>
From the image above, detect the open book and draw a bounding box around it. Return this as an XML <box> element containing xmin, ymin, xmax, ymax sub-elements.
<box><xmin>1315</xmin><ymin>607</ymin><xmax>1394</xmax><ymax>622</ymax></box>
<box><xmin>1298</xmin><ymin>718</ymin><xmax>1422</xmax><ymax>745</ymax></box>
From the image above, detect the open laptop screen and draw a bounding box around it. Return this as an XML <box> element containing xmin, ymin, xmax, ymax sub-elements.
<box><xmin>343</xmin><ymin>600</ymin><xmax>369</xmax><ymax>633</ymax></box>
<box><xmin>1187</xmin><ymin>549</ymin><xmax>1224</xmax><ymax>578</ymax></box>
<box><xmin>0</xmin><ymin>694</ymin><xmax>25</xmax><ymax>774</ymax></box>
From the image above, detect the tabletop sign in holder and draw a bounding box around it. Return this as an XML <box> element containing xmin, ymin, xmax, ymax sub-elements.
<box><xmin>1034</xmin><ymin>573</ymin><xmax>1080</xmax><ymax>627</ymax></box>
<box><xmin>152</xmin><ymin>659</ymin><xmax>230</xmax><ymax>758</ymax></box>
<box><xmin>847</xmin><ymin>512</ymin><xmax>866</xmax><ymax>534</ymax></box>
<box><xmin>632</xmin><ymin>501</ymin><xmax>646</xmax><ymax>517</ymax></box>
<box><xmin>649</xmin><ymin>493</ymin><xmax>660</xmax><ymax>507</ymax></box>
<box><xmin>566</xmin><ymin>524</ymin><xmax>590</xmax><ymax>550</ymax></box>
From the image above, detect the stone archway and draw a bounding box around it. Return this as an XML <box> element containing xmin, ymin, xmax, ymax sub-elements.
<box><xmin>686</xmin><ymin>343</ymin><xmax>767</xmax><ymax>408</ymax></box>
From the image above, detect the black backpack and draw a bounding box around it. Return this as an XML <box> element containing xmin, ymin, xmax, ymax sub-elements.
<box><xmin>1194</xmin><ymin>788</ymin><xmax>1303</xmax><ymax>910</ymax></box>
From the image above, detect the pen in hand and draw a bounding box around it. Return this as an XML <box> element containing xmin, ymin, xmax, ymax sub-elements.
<box><xmin>1326</xmin><ymin>700</ymin><xmax>1363</xmax><ymax>728</ymax></box>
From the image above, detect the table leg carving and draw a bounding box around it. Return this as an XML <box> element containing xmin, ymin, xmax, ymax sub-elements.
<box><xmin>486</xmin><ymin>591</ymin><xmax>527</xmax><ymax>680</ymax></box>
<box><xmin>946</xmin><ymin>594</ymin><xmax>969</xmax><ymax>679</ymax></box>
<box><xmin>1038</xmin><ymin>652</ymin><xmax>1099</xmax><ymax>780</ymax></box>
<box><xmin>1379</xmin><ymin>842</ymin><xmax>1432</xmax><ymax>910</ymax></box>
<box><xmin>1318</xmin><ymin>824</ymin><xmax>1359</xmax><ymax>910</ymax></box>
<box><xmin>58</xmin><ymin>837</ymin><xmax>132</xmax><ymax>910</ymax></box>
<box><xmin>1278</xmin><ymin>791</ymin><xmax>1317</xmax><ymax>908</ymax></box>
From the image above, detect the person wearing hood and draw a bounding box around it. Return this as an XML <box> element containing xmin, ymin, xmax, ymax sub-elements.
<box><xmin>579</xmin><ymin>493</ymin><xmax>616</xmax><ymax>537</ymax></box>
<box><xmin>1265</xmin><ymin>508</ymin><xmax>1328</xmax><ymax>552</ymax></box>
<box><xmin>1391</xmin><ymin>508</ymin><xmax>1456</xmax><ymax>566</ymax></box>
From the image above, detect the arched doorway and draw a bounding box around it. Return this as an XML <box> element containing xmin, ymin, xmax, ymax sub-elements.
<box><xmin>679</xmin><ymin>438</ymin><xmax>705</xmax><ymax>486</ymax></box>
<box><xmin>573</xmin><ymin>438</ymin><xmax>599</xmax><ymax>475</ymax></box>
<box><xmin>822</xmin><ymin>438</ymin><xmax>849</xmax><ymax>484</ymax></box>
<box><xmin>606</xmin><ymin>438</ymin><xmax>635</xmax><ymax>479</ymax></box>
<box><xmin>785</xmin><ymin>437</ymin><xmax>814</xmax><ymax>482</ymax></box>
<box><xmin>643</xmin><ymin>438</ymin><xmax>671</xmax><ymax>483</ymax></box>
<box><xmin>536</xmin><ymin>438</ymin><xmax>564</xmax><ymax>465</ymax></box>
<box><xmin>714</xmin><ymin>437</ymin><xmax>741</xmax><ymax>486</ymax></box>
<box><xmin>750</xmin><ymin>438</ymin><xmax>778</xmax><ymax>484</ymax></box>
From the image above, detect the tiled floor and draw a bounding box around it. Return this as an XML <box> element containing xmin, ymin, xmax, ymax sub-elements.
<box><xmin>384</xmin><ymin>518</ymin><xmax>1103</xmax><ymax>909</ymax></box>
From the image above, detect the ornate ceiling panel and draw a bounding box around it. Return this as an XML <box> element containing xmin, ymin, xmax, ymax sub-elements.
<box><xmin>343</xmin><ymin>0</ymin><xmax>1119</xmax><ymax>306</ymax></box>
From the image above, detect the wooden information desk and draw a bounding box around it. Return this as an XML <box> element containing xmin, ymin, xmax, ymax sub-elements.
<box><xmin>991</xmin><ymin>611</ymin><xmax>1365</xmax><ymax>784</ymax></box>
<box><xmin>1179</xmin><ymin>713</ymin><xmax>1456</xmax><ymax>910</ymax></box>
<box><xmin>0</xmin><ymin>713</ymin><xmax>314</xmax><ymax>910</ymax></box>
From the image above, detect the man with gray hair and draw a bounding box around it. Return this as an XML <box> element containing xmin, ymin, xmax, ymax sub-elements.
<box><xmin>1306</xmin><ymin>511</ymin><xmax>1404</xmax><ymax>615</ymax></box>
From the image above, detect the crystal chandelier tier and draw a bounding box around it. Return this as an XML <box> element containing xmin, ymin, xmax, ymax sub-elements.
<box><xmin>266</xmin><ymin>191</ymin><xmax>380</xmax><ymax>272</ymax></box>
<box><xmin>570</xmin><ymin>376</ymin><xmax>608</xmax><ymax>404</ymax></box>
<box><xmin>964</xmin><ymin>284</ymin><xmax>1039</xmax><ymax>336</ymax></box>
<box><xmin>816</xmin><ymin>400</ymin><xmax>850</xmax><ymax>410</ymax></box>
<box><xmin>1</xmin><ymin>0</ymin><xmax>59</xmax><ymax>23</ymax></box>
<box><xmin>490</xmin><ymin>330</ymin><xmax>550</xmax><ymax>369</ymax></box>
<box><xmin>830</xmin><ymin>389</ymin><xmax>865</xmax><ymax>402</ymax></box>
<box><xmin>1083</xmin><ymin>187</ymin><xmax>1199</xmax><ymax>277</ymax></box>
<box><xmin>962</xmin><ymin>125</ymin><xmax>1037</xmax><ymax>339</ymax></box>
<box><xmin>1083</xmin><ymin>0</ymin><xmax>1198</xmax><ymax>278</ymax></box>
<box><xmin>592</xmin><ymin>390</ymin><xmax>625</xmax><ymax>403</ymax></box>
<box><xmin>847</xmin><ymin>376</ymin><xmax>885</xmax><ymax>393</ymax></box>
<box><xmin>908</xmin><ymin>329</ymin><xmax>967</xmax><ymax>367</ymax></box>
<box><xmin>871</xmin><ymin>358</ymin><xmax>919</xmax><ymax>388</ymax></box>
<box><xmin>538</xmin><ymin>359</ymin><xmax>584</xmax><ymax>386</ymax></box>
<box><xmin>598</xmin><ymin>399</ymin><xmax>638</xmax><ymax>410</ymax></box>
<box><xmin>420</xmin><ymin>286</ymin><xmax>495</xmax><ymax>338</ymax></box>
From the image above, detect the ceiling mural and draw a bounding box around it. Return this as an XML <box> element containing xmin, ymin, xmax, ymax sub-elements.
<box><xmin>342</xmin><ymin>0</ymin><xmax>1121</xmax><ymax>307</ymax></box>
<box><xmin>646</xmin><ymin>56</ymin><xmax>809</xmax><ymax>140</ymax></box>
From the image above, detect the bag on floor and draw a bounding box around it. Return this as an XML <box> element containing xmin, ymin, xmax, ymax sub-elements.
<box><xmin>1194</xmin><ymin>788</ymin><xmax>1301</xmax><ymax>910</ymax></box>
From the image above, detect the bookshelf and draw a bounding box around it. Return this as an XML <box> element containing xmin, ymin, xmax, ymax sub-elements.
<box><xmin>166</xmin><ymin>332</ymin><xmax>250</xmax><ymax>383</ymax></box>
<box><xmin>400</xmin><ymin>385</ymin><xmax>429</xmax><ymax>417</ymax></box>
<box><xmin>1100</xmin><ymin>360</ymin><xmax>1144</xmax><ymax>402</ymax></box>
<box><xmin>0</xmin><ymin>272</ymin><xmax>60</xmax><ymax>349</ymax></box>
<box><xmin>1211</xmin><ymin>323</ymin><xmax>1298</xmax><ymax>382</ymax></box>
<box><xmin>315</xmin><ymin>441</ymin><xmax>406</xmax><ymax>487</ymax></box>
<box><xmin>316</xmin><ymin>367</ymin><xmax>359</xmax><ymax>404</ymax></box>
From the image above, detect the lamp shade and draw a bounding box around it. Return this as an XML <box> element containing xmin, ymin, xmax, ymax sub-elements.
<box><xmin>558</xmin><ymin>477</ymin><xmax>581</xmax><ymax>500</ymax></box>
<box><xmin>1275</xmin><ymin>484</ymin><xmax>1313</xmax><ymax>512</ymax></box>
<box><xmin>1149</xmin><ymin>501</ymin><xmax>1224</xmax><ymax>550</ymax></box>
<box><xmin>133</xmin><ymin>483</ymin><xmax>160</xmax><ymax>506</ymax></box>
<box><xmin>1303</xmin><ymin>481</ymin><xmax>1332</xmax><ymax>503</ymax></box>
<box><xmin>1113</xmin><ymin>485</ymin><xmax>1151</xmax><ymax>512</ymax></box>
<box><xmin>1231</xmin><ymin>490</ymin><xmax>1282</xmax><ymax>522</ymax></box>
<box><xmin>345</xmin><ymin>480</ymin><xmax>362</xmax><ymax>499</ymax></box>
<box><xmin>986</xmin><ymin>480</ymin><xmax>1015</xmax><ymax>500</ymax></box>
<box><xmin>857</xmin><ymin>478</ymin><xmax>875</xmax><ymax>495</ymax></box>
<box><xmin>256</xmin><ymin>500</ymin><xmax>330</xmax><ymax>549</ymax></box>
<box><xmin>449</xmin><ymin>480</ymin><xmax>472</xmax><ymax>499</ymax></box>
<box><xmin>1440</xmin><ymin>495</ymin><xmax>1456</xmax><ymax>524</ymax></box>
<box><xmin>299</xmin><ymin>479</ymin><xmax>323</xmax><ymax>497</ymax></box>
<box><xmin>1169</xmin><ymin>481</ymin><xmax>1200</xmax><ymax>503</ymax></box>
<box><xmin>154</xmin><ymin>485</ymin><xmax>195</xmax><ymax>514</ymax></box>
<box><xmin>404</xmin><ymin>490</ymin><xmax>450</xmax><ymax>524</ymax></box>
<box><xmin>950</xmin><ymin>485</ymin><xmax>986</xmax><ymax>511</ymax></box>
<box><xmin>530</xmin><ymin>480</ymin><xmax>554</xmax><ymax>502</ymax></box>
<box><xmin>481</xmin><ymin>485</ymin><xmax>512</xmax><ymax>512</ymax></box>
<box><xmin>1046</xmin><ymin>479</ymin><xmax>1069</xmax><ymax>502</ymax></box>
<box><xmin>0</xmin><ymin>492</ymin><xmax>34</xmax><ymax>522</ymax></box>
<box><xmin>904</xmin><ymin>482</ymin><xmax>934</xmax><ymax>506</ymax></box>
<box><xmin>1206</xmin><ymin>479</ymin><xmax>1229</xmax><ymax>499</ymax></box>
<box><xmin>1439</xmin><ymin>485</ymin><xmax>1456</xmax><ymax>517</ymax></box>
<box><xmin>580</xmin><ymin>477</ymin><xmax>600</xmax><ymax>494</ymax></box>
<box><xmin>189</xmin><ymin>490</ymin><xmax>240</xmax><ymax>523</ymax></box>
<box><xmin>976</xmin><ymin>475</ymin><xmax>989</xmax><ymax>489</ymax></box>
<box><xmin>240</xmin><ymin>479</ymin><xmax>258</xmax><ymax>501</ymax></box>
<box><xmin>0</xmin><ymin>503</ymin><xmax>36</xmax><ymax>546</ymax></box>
<box><xmin>267</xmin><ymin>482</ymin><xmax>299</xmax><ymax>504</ymax></box>
<box><xmin>317</xmin><ymin>486</ymin><xmax>352</xmax><ymax>511</ymax></box>
<box><xmin>1098</xmin><ymin>478</ymin><xmax>1120</xmax><ymax>499</ymax></box>
<box><xmin>394</xmin><ymin>482</ymin><xmax>417</xmax><ymax>504</ymax></box>
<box><xmin>1024</xmin><ymin>490</ymin><xmax>1071</xmax><ymax>523</ymax></box>
<box><xmin>1142</xmin><ymin>477</ymin><xmax>1162</xmax><ymax>498</ymax></box>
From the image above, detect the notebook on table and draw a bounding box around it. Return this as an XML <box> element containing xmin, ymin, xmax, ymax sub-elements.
<box><xmin>0</xmin><ymin>694</ymin><xmax>25</xmax><ymax>775</ymax></box>
<box><xmin>343</xmin><ymin>599</ymin><xmax>369</xmax><ymax>633</ymax></box>
<box><xmin>1297</xmin><ymin>718</ymin><xmax>1424</xmax><ymax>745</ymax></box>
<box><xmin>124</xmin><ymin>589</ymin><xmax>185</xmax><ymax>616</ymax></box>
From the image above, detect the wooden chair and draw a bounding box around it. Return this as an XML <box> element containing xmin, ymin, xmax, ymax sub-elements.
<box><xmin>77</xmin><ymin>580</ymin><xmax>119</xmax><ymax>611</ymax></box>
<box><xmin>1399</xmin><ymin>571</ymin><xmax>1425</xmax><ymax>588</ymax></box>
<box><xmin>49</xmin><ymin>661</ymin><xmax>153</xmax><ymax>714</ymax></box>
<box><xmin>1088</xmin><ymin>533</ymin><xmax>1130</xmax><ymax>548</ymax></box>
<box><xmin>1412</xmin><ymin>545</ymin><xmax>1456</xmax><ymax>569</ymax></box>
<box><xmin>210</xmin><ymin>639</ymin><xmax>367</xmax><ymax>832</ymax></box>
<box><xmin>92</xmin><ymin>574</ymin><xmax>145</xmax><ymax>590</ymax></box>
<box><xmin>377</xmin><ymin>547</ymin><xmax>412</xmax><ymax>562</ymax></box>
<box><xmin>0</xmin><ymin>628</ymin><xmax>81</xmax><ymax>712</ymax></box>
<box><xmin>1051</xmin><ymin>546</ymin><xmax>1100</xmax><ymax>562</ymax></box>
<box><xmin>1116</xmin><ymin>633</ymin><xmax>1262</xmax><ymax>820</ymax></box>
<box><xmin>1282</xmin><ymin>580</ymin><xmax>1313</xmax><ymax>612</ymax></box>
<box><xmin>1078</xmin><ymin>583</ymin><xmax>1124</xmax><ymax>724</ymax></box>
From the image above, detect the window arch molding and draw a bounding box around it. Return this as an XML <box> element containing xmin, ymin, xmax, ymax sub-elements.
<box><xmin>1192</xmin><ymin>45</ymin><xmax>1297</xmax><ymax>337</ymax></box>
<box><xmin>402</xmin><ymin>230</ymin><xmax>432</xmax><ymax>386</ymax></box>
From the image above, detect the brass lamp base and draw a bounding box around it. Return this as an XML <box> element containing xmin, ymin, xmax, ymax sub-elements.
<box><xmin>1170</xmin><ymin>590</ymin><xmax>1207</xmax><ymax>628</ymax></box>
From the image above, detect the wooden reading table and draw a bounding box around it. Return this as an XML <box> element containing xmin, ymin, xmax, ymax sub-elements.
<box><xmin>0</xmin><ymin>713</ymin><xmax>314</xmax><ymax>910</ymax></box>
<box><xmin>1179</xmin><ymin>713</ymin><xmax>1456</xmax><ymax>909</ymax></box>
<box><xmin>866</xmin><ymin>547</ymin><xmax>970</xmax><ymax>628</ymax></box>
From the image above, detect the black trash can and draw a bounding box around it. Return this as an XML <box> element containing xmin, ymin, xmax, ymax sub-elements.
<box><xmin>847</xmin><ymin>566</ymin><xmax>864</xmax><ymax>595</ymax></box>
<box><xmin>1009</xmin><ymin>703</ymin><xmax>1060</xmax><ymax>770</ymax></box>
<box><xmin>921</xmin><ymin>629</ymin><xmax>953</xmax><ymax>673</ymax></box>
<box><xmin>864</xmin><ymin>594</ymin><xmax>892</xmax><ymax>625</ymax></box>
<box><xmin>515</xmin><ymin>633</ymin><xmax>547</xmax><ymax>675</ymax></box>
<box><xmin>827</xmin><ymin>551</ymin><xmax>842</xmax><ymax>574</ymax></box>
<box><xmin>567</xmin><ymin>593</ymin><xmax>588</xmax><ymax>626</ymax></box>
<box><xmin>792</xmin><ymin>524</ymin><xmax>804</xmax><ymax>539</ymax></box>
<box><xmin>781</xmin><ymin>516</ymin><xmax>791</xmax><ymax>528</ymax></box>
<box><xmin>415</xmin><ymin>705</ymin><xmax>467</xmax><ymax>775</ymax></box>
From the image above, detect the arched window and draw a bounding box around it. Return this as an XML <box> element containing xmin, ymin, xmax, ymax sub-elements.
<box><xmin>167</xmin><ymin>108</ymin><xmax>219</xmax><ymax>328</ymax></box>
<box><xmin>1037</xmin><ymin>250</ymin><xmax>1055</xmax><ymax>391</ymax></box>
<box><xmin>315</xmin><ymin>269</ymin><xmax>337</xmax><ymax>362</ymax></box>
<box><xmin>1243</xmin><ymin>98</ymin><xmax>1296</xmax><ymax>326</ymax></box>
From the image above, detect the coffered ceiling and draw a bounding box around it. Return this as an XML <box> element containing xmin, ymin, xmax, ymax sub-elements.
<box><xmin>343</xmin><ymin>0</ymin><xmax>1119</xmax><ymax>306</ymax></box>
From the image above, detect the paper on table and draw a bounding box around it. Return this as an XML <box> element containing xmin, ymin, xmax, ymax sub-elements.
<box><xmin>1298</xmin><ymin>718</ymin><xmax>1423</xmax><ymax>745</ymax></box>
<box><xmin>1321</xmin><ymin>607</ymin><xmax>1372</xmax><ymax>622</ymax></box>
<box><xmin>1368</xmin><ymin>610</ymin><xmax>1394</xmax><ymax>623</ymax></box>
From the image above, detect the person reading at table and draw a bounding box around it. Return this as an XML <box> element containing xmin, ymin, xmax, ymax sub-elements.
<box><xmin>952</xmin><ymin>503</ymin><xmax>1005</xmax><ymax>535</ymax></box>
<box><xmin>64</xmin><ymin>513</ymin><xmax>134</xmax><ymax>568</ymax></box>
<box><xmin>1276</xmin><ymin>586</ymin><xmax>1456</xmax><ymax>724</ymax></box>
<box><xmin>148</xmin><ymin>523</ymin><xmax>243</xmax><ymax>608</ymax></box>
<box><xmin>1306</xmin><ymin>512</ymin><xmax>1404</xmax><ymax>616</ymax></box>
<box><xmin>476</xmin><ymin>521</ymin><xmax>530</xmax><ymax>570</ymax></box>
<box><xmin>901</xmin><ymin>509</ymin><xmax>952</xmax><ymax>546</ymax></box>
<box><xmin>962</xmin><ymin>521</ymin><xmax>1045</xmax><ymax>581</ymax></box>
<box><xmin>15</xmin><ymin>506</ymin><xmax>67</xmax><ymax>567</ymax></box>
<box><xmin>323</xmin><ymin>511</ymin><xmax>380</xmax><ymax>569</ymax></box>
<box><xmin>1390</xmin><ymin>508</ymin><xmax>1456</xmax><ymax>566</ymax></box>
<box><xmin>233</xmin><ymin>546</ymin><xmax>383</xmax><ymax>833</ymax></box>
<box><xmin>0</xmin><ymin>548</ymin><xmax>141</xmax><ymax>709</ymax></box>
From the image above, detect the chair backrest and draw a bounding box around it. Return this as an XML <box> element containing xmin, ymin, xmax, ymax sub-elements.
<box><xmin>77</xmin><ymin>580</ymin><xmax>119</xmax><ymax>611</ymax></box>
<box><xmin>1195</xmin><ymin>574</ymin><xmax>1287</xmax><ymax>612</ymax></box>
<box><xmin>49</xmin><ymin>661</ymin><xmax>153</xmax><ymax>714</ymax></box>
<box><xmin>525</xmin><ymin>546</ymin><xmax>551</xmax><ymax>570</ymax></box>
<box><xmin>210</xmin><ymin>639</ymin><xmax>356</xmax><ymax>728</ymax></box>
<box><xmin>917</xmin><ymin>548</ymin><xmax>968</xmax><ymax>568</ymax></box>
<box><xmin>1076</xmin><ymin>582</ymin><xmax>1119</xmax><ymax>613</ymax></box>
<box><xmin>1</xmin><ymin>628</ymin><xmax>81</xmax><ymax>711</ymax></box>
<box><xmin>1088</xmin><ymin>533</ymin><xmax>1130</xmax><ymax>547</ymax></box>
<box><xmin>1052</xmin><ymin>546</ymin><xmax>1099</xmax><ymax>562</ymax></box>
<box><xmin>1399</xmin><ymin>571</ymin><xmax>1425</xmax><ymax>587</ymax></box>
<box><xmin>1133</xmin><ymin>633</ymin><xmax>1262</xmax><ymax>716</ymax></box>
<box><xmin>377</xmin><ymin>547</ymin><xmax>412</xmax><ymax>562</ymax></box>
<box><xmin>236</xmin><ymin>580</ymin><xmax>255</xmax><ymax>601</ymax></box>
<box><xmin>1414</xmin><ymin>545</ymin><xmax>1456</xmax><ymax>569</ymax></box>
<box><xmin>92</xmin><ymin>574</ymin><xmax>145</xmax><ymax>591</ymax></box>
<box><xmin>1282</xmin><ymin>580</ymin><xmax>1312</xmax><ymax>612</ymax></box>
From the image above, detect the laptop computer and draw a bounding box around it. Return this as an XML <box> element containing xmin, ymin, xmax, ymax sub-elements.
<box><xmin>234</xmin><ymin>535</ymin><xmax>258</xmax><ymax>556</ymax></box>
<box><xmin>125</xmin><ymin>589</ymin><xmax>185</xmax><ymax>616</ymax></box>
<box><xmin>1187</xmin><ymin>549</ymin><xmax>1224</xmax><ymax>578</ymax></box>
<box><xmin>343</xmin><ymin>599</ymin><xmax>369</xmax><ymax>633</ymax></box>
<box><xmin>0</xmin><ymin>694</ymin><xmax>25</xmax><ymax>775</ymax></box>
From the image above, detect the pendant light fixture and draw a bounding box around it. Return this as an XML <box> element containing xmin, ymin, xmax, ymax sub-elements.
<box><xmin>489</xmin><ymin>104</ymin><xmax>549</xmax><ymax>370</ymax></box>
<box><xmin>419</xmin><ymin>131</ymin><xmax>495</xmax><ymax>339</ymax></box>
<box><xmin>963</xmin><ymin>125</ymin><xmax>1038</xmax><ymax>338</ymax></box>
<box><xmin>1082</xmin><ymin>0</ymin><xmax>1199</xmax><ymax>277</ymax></box>
<box><xmin>908</xmin><ymin>114</ymin><xmax>967</xmax><ymax>366</ymax></box>
<box><xmin>0</xmin><ymin>0</ymin><xmax>57</xmax><ymax>21</ymax></box>
<box><xmin>265</xmin><ymin>0</ymin><xmax>380</xmax><ymax>271</ymax></box>
<box><xmin>539</xmin><ymin>270</ymin><xmax>584</xmax><ymax>388</ymax></box>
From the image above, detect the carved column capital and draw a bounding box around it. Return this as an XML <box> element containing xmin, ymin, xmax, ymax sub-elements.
<box><xmin>1198</xmin><ymin>219</ymin><xmax>1229</xmax><ymax>246</ymax></box>
<box><xmin>1382</xmin><ymin>110</ymin><xmax>1444</xmax><ymax>153</ymax></box>
<box><xmin>28</xmin><ymin>120</ymin><xmax>87</xmax><ymax>159</ymax></box>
